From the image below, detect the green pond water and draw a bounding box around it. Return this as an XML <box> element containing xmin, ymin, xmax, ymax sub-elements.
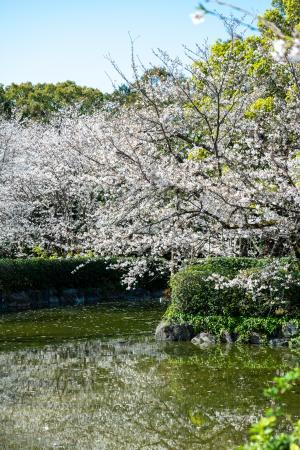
<box><xmin>0</xmin><ymin>301</ymin><xmax>300</xmax><ymax>450</ymax></box>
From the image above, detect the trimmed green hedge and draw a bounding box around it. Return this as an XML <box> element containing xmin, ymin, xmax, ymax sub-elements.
<box><xmin>169</xmin><ymin>257</ymin><xmax>300</xmax><ymax>319</ymax></box>
<box><xmin>0</xmin><ymin>257</ymin><xmax>167</xmax><ymax>293</ymax></box>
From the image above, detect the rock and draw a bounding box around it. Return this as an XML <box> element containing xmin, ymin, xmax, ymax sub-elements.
<box><xmin>269</xmin><ymin>338</ymin><xmax>289</xmax><ymax>347</ymax></box>
<box><xmin>84</xmin><ymin>288</ymin><xmax>102</xmax><ymax>304</ymax></box>
<box><xmin>282</xmin><ymin>322</ymin><xmax>299</xmax><ymax>338</ymax></box>
<box><xmin>48</xmin><ymin>289</ymin><xmax>60</xmax><ymax>307</ymax></box>
<box><xmin>220</xmin><ymin>330</ymin><xmax>233</xmax><ymax>344</ymax></box>
<box><xmin>289</xmin><ymin>337</ymin><xmax>300</xmax><ymax>349</ymax></box>
<box><xmin>8</xmin><ymin>291</ymin><xmax>30</xmax><ymax>303</ymax></box>
<box><xmin>74</xmin><ymin>294</ymin><xmax>84</xmax><ymax>306</ymax></box>
<box><xmin>248</xmin><ymin>332</ymin><xmax>262</xmax><ymax>345</ymax></box>
<box><xmin>155</xmin><ymin>321</ymin><xmax>194</xmax><ymax>341</ymax></box>
<box><xmin>60</xmin><ymin>288</ymin><xmax>79</xmax><ymax>306</ymax></box>
<box><xmin>6</xmin><ymin>291</ymin><xmax>31</xmax><ymax>310</ymax></box>
<box><xmin>191</xmin><ymin>332</ymin><xmax>216</xmax><ymax>347</ymax></box>
<box><xmin>29</xmin><ymin>290</ymin><xmax>48</xmax><ymax>308</ymax></box>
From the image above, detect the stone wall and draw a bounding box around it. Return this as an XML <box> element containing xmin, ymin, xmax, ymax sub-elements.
<box><xmin>0</xmin><ymin>287</ymin><xmax>162</xmax><ymax>312</ymax></box>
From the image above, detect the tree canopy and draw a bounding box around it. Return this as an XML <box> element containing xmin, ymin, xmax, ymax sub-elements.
<box><xmin>0</xmin><ymin>81</ymin><xmax>105</xmax><ymax>121</ymax></box>
<box><xmin>260</xmin><ymin>0</ymin><xmax>300</xmax><ymax>35</ymax></box>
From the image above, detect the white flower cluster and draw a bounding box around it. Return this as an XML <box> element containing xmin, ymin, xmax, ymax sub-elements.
<box><xmin>108</xmin><ymin>258</ymin><xmax>167</xmax><ymax>289</ymax></box>
<box><xmin>190</xmin><ymin>10</ymin><xmax>205</xmax><ymax>25</ymax></box>
<box><xmin>206</xmin><ymin>260</ymin><xmax>299</xmax><ymax>303</ymax></box>
<box><xmin>272</xmin><ymin>39</ymin><xmax>300</xmax><ymax>63</ymax></box>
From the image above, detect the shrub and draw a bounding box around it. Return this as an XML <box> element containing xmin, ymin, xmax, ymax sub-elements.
<box><xmin>0</xmin><ymin>257</ymin><xmax>167</xmax><ymax>293</ymax></box>
<box><xmin>169</xmin><ymin>257</ymin><xmax>300</xmax><ymax>318</ymax></box>
<box><xmin>237</xmin><ymin>367</ymin><xmax>300</xmax><ymax>449</ymax></box>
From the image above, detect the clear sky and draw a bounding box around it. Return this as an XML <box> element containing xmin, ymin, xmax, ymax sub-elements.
<box><xmin>1</xmin><ymin>0</ymin><xmax>272</xmax><ymax>92</ymax></box>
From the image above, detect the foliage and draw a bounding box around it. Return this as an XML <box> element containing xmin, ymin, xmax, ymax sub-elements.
<box><xmin>106</xmin><ymin>83</ymin><xmax>138</xmax><ymax>108</ymax></box>
<box><xmin>237</xmin><ymin>367</ymin><xmax>300</xmax><ymax>449</ymax></box>
<box><xmin>0</xmin><ymin>81</ymin><xmax>105</xmax><ymax>122</ymax></box>
<box><xmin>245</xmin><ymin>97</ymin><xmax>275</xmax><ymax>119</ymax></box>
<box><xmin>0</xmin><ymin>257</ymin><xmax>167</xmax><ymax>293</ymax></box>
<box><xmin>260</xmin><ymin>0</ymin><xmax>300</xmax><ymax>36</ymax></box>
<box><xmin>194</xmin><ymin>1</ymin><xmax>300</xmax><ymax>64</ymax></box>
<box><xmin>289</xmin><ymin>336</ymin><xmax>300</xmax><ymax>349</ymax></box>
<box><xmin>169</xmin><ymin>258</ymin><xmax>300</xmax><ymax>318</ymax></box>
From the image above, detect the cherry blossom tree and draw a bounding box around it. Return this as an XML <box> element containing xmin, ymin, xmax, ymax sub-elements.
<box><xmin>86</xmin><ymin>40</ymin><xmax>299</xmax><ymax>262</ymax></box>
<box><xmin>191</xmin><ymin>0</ymin><xmax>300</xmax><ymax>62</ymax></box>
<box><xmin>0</xmin><ymin>115</ymin><xmax>103</xmax><ymax>255</ymax></box>
<box><xmin>0</xmin><ymin>32</ymin><xmax>298</xmax><ymax>288</ymax></box>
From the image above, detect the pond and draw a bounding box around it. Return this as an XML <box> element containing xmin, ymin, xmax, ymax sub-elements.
<box><xmin>0</xmin><ymin>300</ymin><xmax>299</xmax><ymax>450</ymax></box>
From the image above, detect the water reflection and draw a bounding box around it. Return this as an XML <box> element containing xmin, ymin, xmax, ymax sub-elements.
<box><xmin>0</xmin><ymin>302</ymin><xmax>299</xmax><ymax>449</ymax></box>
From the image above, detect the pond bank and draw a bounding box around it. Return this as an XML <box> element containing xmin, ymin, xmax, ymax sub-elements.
<box><xmin>155</xmin><ymin>318</ymin><xmax>300</xmax><ymax>349</ymax></box>
<box><xmin>0</xmin><ymin>286</ymin><xmax>163</xmax><ymax>312</ymax></box>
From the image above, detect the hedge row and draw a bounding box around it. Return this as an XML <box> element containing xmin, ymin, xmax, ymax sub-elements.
<box><xmin>169</xmin><ymin>257</ymin><xmax>300</xmax><ymax>319</ymax></box>
<box><xmin>0</xmin><ymin>257</ymin><xmax>167</xmax><ymax>293</ymax></box>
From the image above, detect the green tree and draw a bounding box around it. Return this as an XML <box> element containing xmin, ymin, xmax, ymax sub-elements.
<box><xmin>1</xmin><ymin>81</ymin><xmax>104</xmax><ymax>121</ymax></box>
<box><xmin>260</xmin><ymin>0</ymin><xmax>300</xmax><ymax>36</ymax></box>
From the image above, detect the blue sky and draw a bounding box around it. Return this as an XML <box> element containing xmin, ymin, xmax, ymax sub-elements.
<box><xmin>1</xmin><ymin>0</ymin><xmax>272</xmax><ymax>92</ymax></box>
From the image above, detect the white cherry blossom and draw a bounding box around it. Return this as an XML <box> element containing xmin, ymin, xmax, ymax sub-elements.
<box><xmin>190</xmin><ymin>10</ymin><xmax>205</xmax><ymax>25</ymax></box>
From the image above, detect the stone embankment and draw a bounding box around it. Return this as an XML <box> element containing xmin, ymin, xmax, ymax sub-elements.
<box><xmin>155</xmin><ymin>321</ymin><xmax>300</xmax><ymax>348</ymax></box>
<box><xmin>0</xmin><ymin>288</ymin><xmax>162</xmax><ymax>312</ymax></box>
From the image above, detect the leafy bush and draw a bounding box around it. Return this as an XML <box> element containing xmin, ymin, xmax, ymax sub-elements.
<box><xmin>0</xmin><ymin>257</ymin><xmax>167</xmax><ymax>293</ymax></box>
<box><xmin>169</xmin><ymin>257</ymin><xmax>300</xmax><ymax>318</ymax></box>
<box><xmin>237</xmin><ymin>367</ymin><xmax>300</xmax><ymax>449</ymax></box>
